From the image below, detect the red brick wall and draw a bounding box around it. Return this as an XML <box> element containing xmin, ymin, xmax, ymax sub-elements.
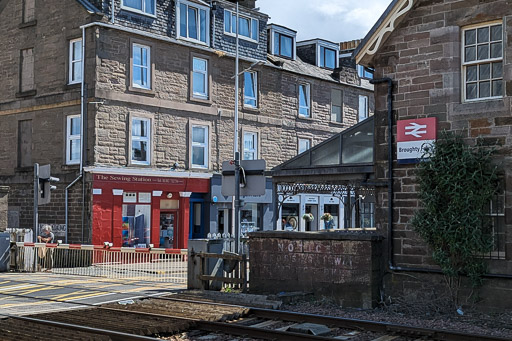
<box><xmin>249</xmin><ymin>231</ymin><xmax>383</xmax><ymax>308</ymax></box>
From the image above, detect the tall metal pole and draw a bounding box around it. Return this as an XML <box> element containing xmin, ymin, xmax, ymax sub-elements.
<box><xmin>234</xmin><ymin>1</ymin><xmax>241</xmax><ymax>254</ymax></box>
<box><xmin>33</xmin><ymin>163</ymin><xmax>39</xmax><ymax>243</ymax></box>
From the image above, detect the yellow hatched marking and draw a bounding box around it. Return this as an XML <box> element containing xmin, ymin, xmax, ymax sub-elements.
<box><xmin>0</xmin><ymin>301</ymin><xmax>53</xmax><ymax>309</ymax></box>
<box><xmin>0</xmin><ymin>284</ymin><xmax>38</xmax><ymax>292</ymax></box>
<box><xmin>17</xmin><ymin>286</ymin><xmax>57</xmax><ymax>296</ymax></box>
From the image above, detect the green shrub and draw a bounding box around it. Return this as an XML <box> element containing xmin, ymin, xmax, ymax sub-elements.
<box><xmin>412</xmin><ymin>132</ymin><xmax>499</xmax><ymax>306</ymax></box>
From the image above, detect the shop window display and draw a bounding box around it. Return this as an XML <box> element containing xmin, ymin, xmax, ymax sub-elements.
<box><xmin>122</xmin><ymin>204</ymin><xmax>151</xmax><ymax>247</ymax></box>
<box><xmin>282</xmin><ymin>204</ymin><xmax>299</xmax><ymax>231</ymax></box>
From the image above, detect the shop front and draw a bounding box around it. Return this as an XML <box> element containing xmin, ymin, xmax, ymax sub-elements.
<box><xmin>89</xmin><ymin>169</ymin><xmax>211</xmax><ymax>249</ymax></box>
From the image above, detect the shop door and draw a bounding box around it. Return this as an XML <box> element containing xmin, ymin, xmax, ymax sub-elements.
<box><xmin>160</xmin><ymin>211</ymin><xmax>178</xmax><ymax>248</ymax></box>
<box><xmin>189</xmin><ymin>200</ymin><xmax>205</xmax><ymax>239</ymax></box>
<box><xmin>305</xmin><ymin>204</ymin><xmax>318</xmax><ymax>231</ymax></box>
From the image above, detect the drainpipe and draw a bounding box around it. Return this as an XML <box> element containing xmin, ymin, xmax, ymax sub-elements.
<box><xmin>370</xmin><ymin>78</ymin><xmax>512</xmax><ymax>280</ymax></box>
<box><xmin>65</xmin><ymin>26</ymin><xmax>86</xmax><ymax>243</ymax></box>
<box><xmin>111</xmin><ymin>0</ymin><xmax>115</xmax><ymax>24</ymax></box>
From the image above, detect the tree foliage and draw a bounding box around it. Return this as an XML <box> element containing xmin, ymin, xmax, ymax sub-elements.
<box><xmin>412</xmin><ymin>132</ymin><xmax>498</xmax><ymax>299</ymax></box>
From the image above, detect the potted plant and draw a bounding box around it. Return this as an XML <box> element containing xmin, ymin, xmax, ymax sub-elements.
<box><xmin>302</xmin><ymin>213</ymin><xmax>314</xmax><ymax>222</ymax></box>
<box><xmin>321</xmin><ymin>213</ymin><xmax>334</xmax><ymax>229</ymax></box>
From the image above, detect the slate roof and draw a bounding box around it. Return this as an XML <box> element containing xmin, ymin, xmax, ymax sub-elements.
<box><xmin>75</xmin><ymin>0</ymin><xmax>102</xmax><ymax>15</ymax></box>
<box><xmin>267</xmin><ymin>54</ymin><xmax>373</xmax><ymax>91</ymax></box>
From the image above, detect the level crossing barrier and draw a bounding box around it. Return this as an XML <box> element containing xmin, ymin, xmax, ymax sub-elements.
<box><xmin>13</xmin><ymin>242</ymin><xmax>188</xmax><ymax>283</ymax></box>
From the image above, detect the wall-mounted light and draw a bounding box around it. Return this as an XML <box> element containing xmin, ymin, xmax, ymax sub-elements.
<box><xmin>167</xmin><ymin>193</ymin><xmax>173</xmax><ymax>199</ymax></box>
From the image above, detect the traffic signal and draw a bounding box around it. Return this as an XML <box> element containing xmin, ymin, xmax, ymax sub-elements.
<box><xmin>38</xmin><ymin>164</ymin><xmax>59</xmax><ymax>205</ymax></box>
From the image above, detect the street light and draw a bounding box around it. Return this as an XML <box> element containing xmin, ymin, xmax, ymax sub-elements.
<box><xmin>233</xmin><ymin>0</ymin><xmax>241</xmax><ymax>254</ymax></box>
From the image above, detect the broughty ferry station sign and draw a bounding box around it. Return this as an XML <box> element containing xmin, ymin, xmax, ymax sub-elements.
<box><xmin>396</xmin><ymin>117</ymin><xmax>437</xmax><ymax>164</ymax></box>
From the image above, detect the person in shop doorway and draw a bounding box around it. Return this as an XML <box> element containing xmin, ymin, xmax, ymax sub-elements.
<box><xmin>282</xmin><ymin>218</ymin><xmax>293</xmax><ymax>231</ymax></box>
<box><xmin>37</xmin><ymin>224</ymin><xmax>54</xmax><ymax>272</ymax></box>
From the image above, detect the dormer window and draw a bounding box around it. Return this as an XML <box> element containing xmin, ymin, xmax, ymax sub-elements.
<box><xmin>122</xmin><ymin>0</ymin><xmax>156</xmax><ymax>16</ymax></box>
<box><xmin>296</xmin><ymin>39</ymin><xmax>339</xmax><ymax>69</ymax></box>
<box><xmin>177</xmin><ymin>0</ymin><xmax>210</xmax><ymax>45</ymax></box>
<box><xmin>224</xmin><ymin>9</ymin><xmax>259</xmax><ymax>42</ymax></box>
<box><xmin>319</xmin><ymin>46</ymin><xmax>336</xmax><ymax>69</ymax></box>
<box><xmin>268</xmin><ymin>24</ymin><xmax>297</xmax><ymax>60</ymax></box>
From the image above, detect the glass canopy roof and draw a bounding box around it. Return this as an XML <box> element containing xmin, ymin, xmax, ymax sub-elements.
<box><xmin>276</xmin><ymin>116</ymin><xmax>374</xmax><ymax>170</ymax></box>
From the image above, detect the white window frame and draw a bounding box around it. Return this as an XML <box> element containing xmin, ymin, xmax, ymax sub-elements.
<box><xmin>121</xmin><ymin>0</ymin><xmax>156</xmax><ymax>17</ymax></box>
<box><xmin>298</xmin><ymin>83</ymin><xmax>311</xmax><ymax>118</ymax></box>
<box><xmin>358</xmin><ymin>95</ymin><xmax>369</xmax><ymax>122</ymax></box>
<box><xmin>462</xmin><ymin>21</ymin><xmax>504</xmax><ymax>102</ymax></box>
<box><xmin>357</xmin><ymin>64</ymin><xmax>374</xmax><ymax>79</ymax></box>
<box><xmin>191</xmin><ymin>125</ymin><xmax>209</xmax><ymax>169</ymax></box>
<box><xmin>268</xmin><ymin>24</ymin><xmax>297</xmax><ymax>60</ymax></box>
<box><xmin>243</xmin><ymin>131</ymin><xmax>258</xmax><ymax>160</ymax></box>
<box><xmin>177</xmin><ymin>0</ymin><xmax>210</xmax><ymax>45</ymax></box>
<box><xmin>132</xmin><ymin>43</ymin><xmax>151</xmax><ymax>90</ymax></box>
<box><xmin>131</xmin><ymin>117</ymin><xmax>151</xmax><ymax>165</ymax></box>
<box><xmin>192</xmin><ymin>57</ymin><xmax>208</xmax><ymax>99</ymax></box>
<box><xmin>66</xmin><ymin>115</ymin><xmax>81</xmax><ymax>165</ymax></box>
<box><xmin>298</xmin><ymin>138</ymin><xmax>311</xmax><ymax>154</ymax></box>
<box><xmin>244</xmin><ymin>71</ymin><xmax>258</xmax><ymax>108</ymax></box>
<box><xmin>224</xmin><ymin>9</ymin><xmax>259</xmax><ymax>43</ymax></box>
<box><xmin>68</xmin><ymin>39</ymin><xmax>82</xmax><ymax>85</ymax></box>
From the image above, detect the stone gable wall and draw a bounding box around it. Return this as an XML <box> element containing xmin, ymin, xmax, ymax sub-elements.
<box><xmin>371</xmin><ymin>0</ymin><xmax>512</xmax><ymax>308</ymax></box>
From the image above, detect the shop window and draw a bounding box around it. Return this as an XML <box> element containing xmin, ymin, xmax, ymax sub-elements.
<box><xmin>241</xmin><ymin>203</ymin><xmax>261</xmax><ymax>235</ymax></box>
<box><xmin>463</xmin><ymin>22</ymin><xmax>503</xmax><ymax>101</ymax></box>
<box><xmin>243</xmin><ymin>131</ymin><xmax>258</xmax><ymax>160</ymax></box>
<box><xmin>323</xmin><ymin>204</ymin><xmax>339</xmax><ymax>229</ymax></box>
<box><xmin>122</xmin><ymin>204</ymin><xmax>151</xmax><ymax>247</ymax></box>
<box><xmin>131</xmin><ymin>117</ymin><xmax>151</xmax><ymax>165</ymax></box>
<box><xmin>359</xmin><ymin>201</ymin><xmax>374</xmax><ymax>228</ymax></box>
<box><xmin>281</xmin><ymin>204</ymin><xmax>299</xmax><ymax>231</ymax></box>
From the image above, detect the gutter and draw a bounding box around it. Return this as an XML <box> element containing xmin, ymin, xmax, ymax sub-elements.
<box><xmin>370</xmin><ymin>77</ymin><xmax>512</xmax><ymax>280</ymax></box>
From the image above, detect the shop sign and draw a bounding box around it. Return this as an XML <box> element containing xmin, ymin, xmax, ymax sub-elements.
<box><xmin>397</xmin><ymin>117</ymin><xmax>437</xmax><ymax>164</ymax></box>
<box><xmin>282</xmin><ymin>196</ymin><xmax>300</xmax><ymax>203</ymax></box>
<box><xmin>94</xmin><ymin>174</ymin><xmax>185</xmax><ymax>185</ymax></box>
<box><xmin>323</xmin><ymin>197</ymin><xmax>339</xmax><ymax>204</ymax></box>
<box><xmin>305</xmin><ymin>196</ymin><xmax>319</xmax><ymax>204</ymax></box>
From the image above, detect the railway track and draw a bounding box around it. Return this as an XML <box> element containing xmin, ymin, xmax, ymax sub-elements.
<box><xmin>0</xmin><ymin>283</ymin><xmax>507</xmax><ymax>341</ymax></box>
<box><xmin>0</xmin><ymin>292</ymin><xmax>506</xmax><ymax>341</ymax></box>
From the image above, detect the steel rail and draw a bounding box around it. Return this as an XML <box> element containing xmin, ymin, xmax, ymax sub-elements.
<box><xmin>2</xmin><ymin>314</ymin><xmax>161</xmax><ymax>341</ymax></box>
<box><xmin>157</xmin><ymin>296</ymin><xmax>512</xmax><ymax>341</ymax></box>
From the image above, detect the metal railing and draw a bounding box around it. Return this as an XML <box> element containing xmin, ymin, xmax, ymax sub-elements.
<box><xmin>14</xmin><ymin>243</ymin><xmax>188</xmax><ymax>284</ymax></box>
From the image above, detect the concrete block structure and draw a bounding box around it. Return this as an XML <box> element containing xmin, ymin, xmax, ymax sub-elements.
<box><xmin>0</xmin><ymin>0</ymin><xmax>373</xmax><ymax>248</ymax></box>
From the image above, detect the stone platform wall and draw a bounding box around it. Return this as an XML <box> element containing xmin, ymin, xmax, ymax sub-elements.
<box><xmin>248</xmin><ymin>231</ymin><xmax>383</xmax><ymax>308</ymax></box>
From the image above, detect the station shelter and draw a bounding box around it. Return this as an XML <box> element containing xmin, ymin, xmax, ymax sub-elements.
<box><xmin>272</xmin><ymin>117</ymin><xmax>376</xmax><ymax>231</ymax></box>
<box><xmin>88</xmin><ymin>168</ymin><xmax>211</xmax><ymax>249</ymax></box>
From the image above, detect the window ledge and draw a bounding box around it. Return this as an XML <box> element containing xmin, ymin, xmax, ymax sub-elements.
<box><xmin>189</xmin><ymin>96</ymin><xmax>212</xmax><ymax>105</ymax></box>
<box><xmin>19</xmin><ymin>20</ymin><xmax>37</xmax><ymax>29</ymax></box>
<box><xmin>177</xmin><ymin>36</ymin><xmax>208</xmax><ymax>47</ymax></box>
<box><xmin>223</xmin><ymin>32</ymin><xmax>258</xmax><ymax>44</ymax></box>
<box><xmin>61</xmin><ymin>164</ymin><xmax>80</xmax><ymax>172</ymax></box>
<box><xmin>330</xmin><ymin>121</ymin><xmax>345</xmax><ymax>127</ymax></box>
<box><xmin>16</xmin><ymin>90</ymin><xmax>37</xmax><ymax>98</ymax></box>
<box><xmin>127</xmin><ymin>163</ymin><xmax>153</xmax><ymax>168</ymax></box>
<box><xmin>119</xmin><ymin>7</ymin><xmax>157</xmax><ymax>19</ymax></box>
<box><xmin>190</xmin><ymin>167</ymin><xmax>210</xmax><ymax>172</ymax></box>
<box><xmin>128</xmin><ymin>86</ymin><xmax>155</xmax><ymax>96</ymax></box>
<box><xmin>297</xmin><ymin>115</ymin><xmax>314</xmax><ymax>121</ymax></box>
<box><xmin>15</xmin><ymin>167</ymin><xmax>33</xmax><ymax>173</ymax></box>
<box><xmin>64</xmin><ymin>83</ymin><xmax>81</xmax><ymax>91</ymax></box>
<box><xmin>243</xmin><ymin>106</ymin><xmax>259</xmax><ymax>113</ymax></box>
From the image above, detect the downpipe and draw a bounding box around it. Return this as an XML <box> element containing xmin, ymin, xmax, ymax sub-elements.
<box><xmin>370</xmin><ymin>78</ymin><xmax>512</xmax><ymax>280</ymax></box>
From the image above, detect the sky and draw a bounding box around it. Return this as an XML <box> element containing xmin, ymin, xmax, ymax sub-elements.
<box><xmin>257</xmin><ymin>0</ymin><xmax>391</xmax><ymax>43</ymax></box>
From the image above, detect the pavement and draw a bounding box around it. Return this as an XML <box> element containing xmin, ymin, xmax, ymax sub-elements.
<box><xmin>0</xmin><ymin>272</ymin><xmax>186</xmax><ymax>316</ymax></box>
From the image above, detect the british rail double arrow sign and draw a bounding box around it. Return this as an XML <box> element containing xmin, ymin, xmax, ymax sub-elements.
<box><xmin>396</xmin><ymin>117</ymin><xmax>437</xmax><ymax>164</ymax></box>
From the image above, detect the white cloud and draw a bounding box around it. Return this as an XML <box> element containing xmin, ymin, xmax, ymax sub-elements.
<box><xmin>258</xmin><ymin>0</ymin><xmax>390</xmax><ymax>42</ymax></box>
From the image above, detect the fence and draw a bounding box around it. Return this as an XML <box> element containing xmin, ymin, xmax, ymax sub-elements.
<box><xmin>14</xmin><ymin>242</ymin><xmax>188</xmax><ymax>284</ymax></box>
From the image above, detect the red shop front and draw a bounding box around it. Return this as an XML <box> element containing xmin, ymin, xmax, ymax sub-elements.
<box><xmin>91</xmin><ymin>170</ymin><xmax>210</xmax><ymax>249</ymax></box>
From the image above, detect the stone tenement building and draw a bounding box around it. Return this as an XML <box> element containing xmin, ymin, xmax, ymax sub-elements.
<box><xmin>0</xmin><ymin>0</ymin><xmax>373</xmax><ymax>246</ymax></box>
<box><xmin>355</xmin><ymin>0</ymin><xmax>512</xmax><ymax>309</ymax></box>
